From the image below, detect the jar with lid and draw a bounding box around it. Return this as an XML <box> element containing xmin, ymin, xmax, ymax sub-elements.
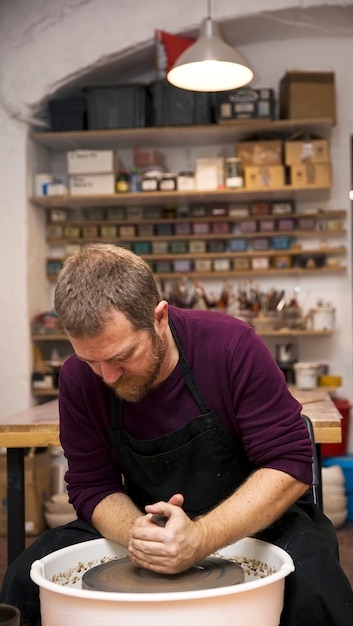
<box><xmin>225</xmin><ymin>157</ymin><xmax>243</xmax><ymax>189</ymax></box>
<box><xmin>158</xmin><ymin>172</ymin><xmax>177</xmax><ymax>191</ymax></box>
<box><xmin>116</xmin><ymin>170</ymin><xmax>130</xmax><ymax>193</ymax></box>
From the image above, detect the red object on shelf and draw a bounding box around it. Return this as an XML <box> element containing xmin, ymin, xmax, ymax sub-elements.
<box><xmin>321</xmin><ymin>398</ymin><xmax>351</xmax><ymax>458</ymax></box>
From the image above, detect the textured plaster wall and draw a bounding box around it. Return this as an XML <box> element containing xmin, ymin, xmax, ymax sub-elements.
<box><xmin>0</xmin><ymin>0</ymin><xmax>352</xmax><ymax>449</ymax></box>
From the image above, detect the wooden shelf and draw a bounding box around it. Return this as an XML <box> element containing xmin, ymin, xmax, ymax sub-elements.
<box><xmin>31</xmin><ymin>118</ymin><xmax>334</xmax><ymax>151</ymax></box>
<box><xmin>30</xmin><ymin>184</ymin><xmax>332</xmax><ymax>209</ymax></box>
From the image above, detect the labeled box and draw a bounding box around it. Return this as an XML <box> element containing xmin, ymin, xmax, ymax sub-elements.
<box><xmin>279</xmin><ymin>71</ymin><xmax>336</xmax><ymax>121</ymax></box>
<box><xmin>290</xmin><ymin>163</ymin><xmax>331</xmax><ymax>187</ymax></box>
<box><xmin>236</xmin><ymin>141</ymin><xmax>283</xmax><ymax>167</ymax></box>
<box><xmin>67</xmin><ymin>150</ymin><xmax>115</xmax><ymax>174</ymax></box>
<box><xmin>69</xmin><ymin>174</ymin><xmax>115</xmax><ymax>196</ymax></box>
<box><xmin>244</xmin><ymin>166</ymin><xmax>285</xmax><ymax>189</ymax></box>
<box><xmin>216</xmin><ymin>88</ymin><xmax>275</xmax><ymax>121</ymax></box>
<box><xmin>194</xmin><ymin>259</ymin><xmax>212</xmax><ymax>272</ymax></box>
<box><xmin>0</xmin><ymin>451</ymin><xmax>52</xmax><ymax>536</ymax></box>
<box><xmin>284</xmin><ymin>139</ymin><xmax>329</xmax><ymax>165</ymax></box>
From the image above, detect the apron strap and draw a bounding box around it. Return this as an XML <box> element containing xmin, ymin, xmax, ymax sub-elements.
<box><xmin>110</xmin><ymin>315</ymin><xmax>212</xmax><ymax>429</ymax></box>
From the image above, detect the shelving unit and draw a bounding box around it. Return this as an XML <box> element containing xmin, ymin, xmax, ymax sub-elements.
<box><xmin>29</xmin><ymin>116</ymin><xmax>344</xmax><ymax>396</ymax></box>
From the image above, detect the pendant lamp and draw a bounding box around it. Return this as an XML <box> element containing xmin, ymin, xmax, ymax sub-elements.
<box><xmin>167</xmin><ymin>2</ymin><xmax>253</xmax><ymax>92</ymax></box>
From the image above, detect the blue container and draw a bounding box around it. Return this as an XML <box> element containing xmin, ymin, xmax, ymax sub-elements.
<box><xmin>322</xmin><ymin>455</ymin><xmax>353</xmax><ymax>522</ymax></box>
<box><xmin>271</xmin><ymin>235</ymin><xmax>292</xmax><ymax>250</ymax></box>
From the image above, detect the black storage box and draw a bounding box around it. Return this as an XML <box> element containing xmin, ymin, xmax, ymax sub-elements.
<box><xmin>85</xmin><ymin>84</ymin><xmax>150</xmax><ymax>129</ymax></box>
<box><xmin>48</xmin><ymin>97</ymin><xmax>87</xmax><ymax>131</ymax></box>
<box><xmin>149</xmin><ymin>80</ymin><xmax>212</xmax><ymax>126</ymax></box>
<box><xmin>215</xmin><ymin>87</ymin><xmax>275</xmax><ymax>122</ymax></box>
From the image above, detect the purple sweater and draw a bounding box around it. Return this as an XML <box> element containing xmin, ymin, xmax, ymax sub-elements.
<box><xmin>59</xmin><ymin>306</ymin><xmax>312</xmax><ymax>522</ymax></box>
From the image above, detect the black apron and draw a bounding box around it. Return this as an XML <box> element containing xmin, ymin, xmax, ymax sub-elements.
<box><xmin>107</xmin><ymin>317</ymin><xmax>353</xmax><ymax>626</ymax></box>
<box><xmin>108</xmin><ymin>318</ymin><xmax>256</xmax><ymax>517</ymax></box>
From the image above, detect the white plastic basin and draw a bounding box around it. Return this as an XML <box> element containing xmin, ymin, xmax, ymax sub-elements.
<box><xmin>30</xmin><ymin>537</ymin><xmax>294</xmax><ymax>626</ymax></box>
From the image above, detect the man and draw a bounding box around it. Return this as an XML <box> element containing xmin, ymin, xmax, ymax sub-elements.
<box><xmin>1</xmin><ymin>243</ymin><xmax>353</xmax><ymax>625</ymax></box>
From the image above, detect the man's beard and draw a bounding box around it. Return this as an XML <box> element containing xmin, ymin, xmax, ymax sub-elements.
<box><xmin>110</xmin><ymin>333</ymin><xmax>166</xmax><ymax>402</ymax></box>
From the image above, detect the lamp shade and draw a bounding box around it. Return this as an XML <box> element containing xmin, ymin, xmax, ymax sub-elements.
<box><xmin>167</xmin><ymin>17</ymin><xmax>253</xmax><ymax>92</ymax></box>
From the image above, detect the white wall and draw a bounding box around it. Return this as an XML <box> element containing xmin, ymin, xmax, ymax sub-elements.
<box><xmin>0</xmin><ymin>0</ymin><xmax>352</xmax><ymax>451</ymax></box>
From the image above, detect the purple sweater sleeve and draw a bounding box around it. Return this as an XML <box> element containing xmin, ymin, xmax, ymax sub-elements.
<box><xmin>59</xmin><ymin>308</ymin><xmax>312</xmax><ymax>524</ymax></box>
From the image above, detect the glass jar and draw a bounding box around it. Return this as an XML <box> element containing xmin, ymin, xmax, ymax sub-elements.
<box><xmin>225</xmin><ymin>157</ymin><xmax>243</xmax><ymax>188</ymax></box>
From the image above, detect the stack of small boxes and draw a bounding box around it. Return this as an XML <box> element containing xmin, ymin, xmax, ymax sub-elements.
<box><xmin>68</xmin><ymin>150</ymin><xmax>116</xmax><ymax>195</ymax></box>
<box><xmin>284</xmin><ymin>136</ymin><xmax>331</xmax><ymax>187</ymax></box>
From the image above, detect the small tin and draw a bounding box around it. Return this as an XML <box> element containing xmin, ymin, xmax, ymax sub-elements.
<box><xmin>213</xmin><ymin>258</ymin><xmax>231</xmax><ymax>271</ymax></box>
<box><xmin>228</xmin><ymin>204</ymin><xmax>249</xmax><ymax>217</ymax></box>
<box><xmin>156</xmin><ymin>223</ymin><xmax>173</xmax><ymax>236</ymax></box>
<box><xmin>133</xmin><ymin>242</ymin><xmax>151</xmax><ymax>254</ymax></box>
<box><xmin>46</xmin><ymin>224</ymin><xmax>63</xmax><ymax>238</ymax></box>
<box><xmin>144</xmin><ymin>207</ymin><xmax>162</xmax><ymax>219</ymax></box>
<box><xmin>211</xmin><ymin>205</ymin><xmax>228</xmax><ymax>217</ymax></box>
<box><xmin>272</xmin><ymin>255</ymin><xmax>292</xmax><ymax>269</ymax></box>
<box><xmin>100</xmin><ymin>225</ymin><xmax>117</xmax><ymax>238</ymax></box>
<box><xmin>240</xmin><ymin>220</ymin><xmax>257</xmax><ymax>233</ymax></box>
<box><xmin>233</xmin><ymin>258</ymin><xmax>250</xmax><ymax>270</ymax></box>
<box><xmin>174</xmin><ymin>222</ymin><xmax>191</xmax><ymax>235</ymax></box>
<box><xmin>278</xmin><ymin>218</ymin><xmax>295</xmax><ymax>231</ymax></box>
<box><xmin>50</xmin><ymin>209</ymin><xmax>68</xmax><ymax>222</ymax></box>
<box><xmin>84</xmin><ymin>208</ymin><xmax>105</xmax><ymax>220</ymax></box>
<box><xmin>127</xmin><ymin>206</ymin><xmax>144</xmax><ymax>220</ymax></box>
<box><xmin>195</xmin><ymin>259</ymin><xmax>212</xmax><ymax>272</ymax></box>
<box><xmin>163</xmin><ymin>206</ymin><xmax>177</xmax><ymax>219</ymax></box>
<box><xmin>271</xmin><ymin>235</ymin><xmax>292</xmax><ymax>250</ymax></box>
<box><xmin>207</xmin><ymin>240</ymin><xmax>226</xmax><ymax>253</ymax></box>
<box><xmin>152</xmin><ymin>241</ymin><xmax>169</xmax><ymax>255</ymax></box>
<box><xmin>154</xmin><ymin>261</ymin><xmax>173</xmax><ymax>273</ymax></box>
<box><xmin>251</xmin><ymin>202</ymin><xmax>270</xmax><ymax>215</ymax></box>
<box><xmin>119</xmin><ymin>225</ymin><xmax>136</xmax><ymax>237</ymax></box>
<box><xmin>63</xmin><ymin>225</ymin><xmax>80</xmax><ymax>238</ymax></box>
<box><xmin>170</xmin><ymin>241</ymin><xmax>188</xmax><ymax>254</ymax></box>
<box><xmin>82</xmin><ymin>225</ymin><xmax>99</xmax><ymax>239</ymax></box>
<box><xmin>212</xmin><ymin>222</ymin><xmax>230</xmax><ymax>234</ymax></box>
<box><xmin>190</xmin><ymin>205</ymin><xmax>208</xmax><ymax>217</ymax></box>
<box><xmin>138</xmin><ymin>224</ymin><xmax>154</xmax><ymax>237</ymax></box>
<box><xmin>271</xmin><ymin>202</ymin><xmax>293</xmax><ymax>215</ymax></box>
<box><xmin>298</xmin><ymin>217</ymin><xmax>316</xmax><ymax>230</ymax></box>
<box><xmin>259</xmin><ymin>219</ymin><xmax>276</xmax><ymax>232</ymax></box>
<box><xmin>192</xmin><ymin>222</ymin><xmax>210</xmax><ymax>235</ymax></box>
<box><xmin>173</xmin><ymin>260</ymin><xmax>192</xmax><ymax>272</ymax></box>
<box><xmin>228</xmin><ymin>239</ymin><xmax>248</xmax><ymax>252</ymax></box>
<box><xmin>252</xmin><ymin>237</ymin><xmax>270</xmax><ymax>251</ymax></box>
<box><xmin>251</xmin><ymin>257</ymin><xmax>269</xmax><ymax>270</ymax></box>
<box><xmin>46</xmin><ymin>260</ymin><xmax>63</xmax><ymax>275</ymax></box>
<box><xmin>106</xmin><ymin>207</ymin><xmax>125</xmax><ymax>221</ymax></box>
<box><xmin>189</xmin><ymin>240</ymin><xmax>206</xmax><ymax>253</ymax></box>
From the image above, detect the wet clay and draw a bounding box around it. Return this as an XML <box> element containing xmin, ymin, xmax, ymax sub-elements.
<box><xmin>81</xmin><ymin>556</ymin><xmax>244</xmax><ymax>593</ymax></box>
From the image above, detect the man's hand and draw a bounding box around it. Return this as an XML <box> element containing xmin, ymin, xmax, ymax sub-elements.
<box><xmin>128</xmin><ymin>493</ymin><xmax>204</xmax><ymax>574</ymax></box>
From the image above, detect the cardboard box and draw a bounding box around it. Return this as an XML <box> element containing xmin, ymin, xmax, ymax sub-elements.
<box><xmin>195</xmin><ymin>158</ymin><xmax>224</xmax><ymax>190</ymax></box>
<box><xmin>236</xmin><ymin>141</ymin><xmax>283</xmax><ymax>167</ymax></box>
<box><xmin>0</xmin><ymin>451</ymin><xmax>52</xmax><ymax>536</ymax></box>
<box><xmin>67</xmin><ymin>150</ymin><xmax>115</xmax><ymax>174</ymax></box>
<box><xmin>69</xmin><ymin>174</ymin><xmax>115</xmax><ymax>196</ymax></box>
<box><xmin>285</xmin><ymin>139</ymin><xmax>330</xmax><ymax>165</ymax></box>
<box><xmin>244</xmin><ymin>166</ymin><xmax>285</xmax><ymax>189</ymax></box>
<box><xmin>290</xmin><ymin>163</ymin><xmax>331</xmax><ymax>187</ymax></box>
<box><xmin>279</xmin><ymin>71</ymin><xmax>336</xmax><ymax>121</ymax></box>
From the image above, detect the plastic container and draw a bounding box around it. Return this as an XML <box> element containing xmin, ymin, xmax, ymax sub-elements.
<box><xmin>48</xmin><ymin>98</ymin><xmax>87</xmax><ymax>131</ymax></box>
<box><xmin>149</xmin><ymin>80</ymin><xmax>212</xmax><ymax>126</ymax></box>
<box><xmin>50</xmin><ymin>447</ymin><xmax>68</xmax><ymax>495</ymax></box>
<box><xmin>85</xmin><ymin>84</ymin><xmax>150</xmax><ymax>129</ymax></box>
<box><xmin>321</xmin><ymin>399</ymin><xmax>351</xmax><ymax>458</ymax></box>
<box><xmin>293</xmin><ymin>362</ymin><xmax>319</xmax><ymax>389</ymax></box>
<box><xmin>30</xmin><ymin>537</ymin><xmax>294</xmax><ymax>626</ymax></box>
<box><xmin>322</xmin><ymin>456</ymin><xmax>353</xmax><ymax>522</ymax></box>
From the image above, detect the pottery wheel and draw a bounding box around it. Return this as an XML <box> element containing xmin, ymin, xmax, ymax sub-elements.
<box><xmin>81</xmin><ymin>556</ymin><xmax>244</xmax><ymax>593</ymax></box>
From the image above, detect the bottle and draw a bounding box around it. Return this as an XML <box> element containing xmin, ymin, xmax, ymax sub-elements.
<box><xmin>116</xmin><ymin>170</ymin><xmax>130</xmax><ymax>192</ymax></box>
<box><xmin>225</xmin><ymin>157</ymin><xmax>243</xmax><ymax>188</ymax></box>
